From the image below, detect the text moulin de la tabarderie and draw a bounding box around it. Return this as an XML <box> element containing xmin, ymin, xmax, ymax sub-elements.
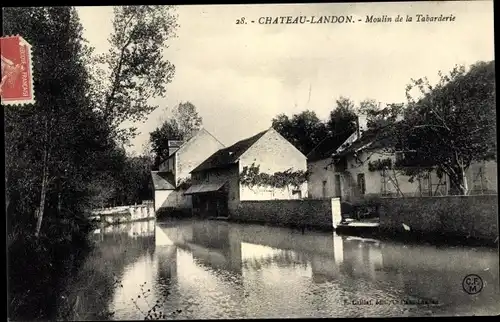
<box><xmin>257</xmin><ymin>14</ymin><xmax>456</xmax><ymax>24</ymax></box>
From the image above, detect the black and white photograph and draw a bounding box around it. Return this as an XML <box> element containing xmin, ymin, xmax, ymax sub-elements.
<box><xmin>4</xmin><ymin>1</ymin><xmax>498</xmax><ymax>320</ymax></box>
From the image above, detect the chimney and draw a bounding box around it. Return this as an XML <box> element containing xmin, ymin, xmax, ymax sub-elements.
<box><xmin>167</xmin><ymin>140</ymin><xmax>183</xmax><ymax>156</ymax></box>
<box><xmin>356</xmin><ymin>114</ymin><xmax>368</xmax><ymax>138</ymax></box>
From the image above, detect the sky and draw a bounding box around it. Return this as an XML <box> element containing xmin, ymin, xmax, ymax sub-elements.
<box><xmin>76</xmin><ymin>1</ymin><xmax>494</xmax><ymax>155</ymax></box>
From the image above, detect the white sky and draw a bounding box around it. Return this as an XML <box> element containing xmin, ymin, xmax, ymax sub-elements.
<box><xmin>76</xmin><ymin>1</ymin><xmax>494</xmax><ymax>155</ymax></box>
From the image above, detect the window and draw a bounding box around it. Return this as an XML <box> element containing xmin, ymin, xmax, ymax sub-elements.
<box><xmin>168</xmin><ymin>158</ymin><xmax>173</xmax><ymax>171</ymax></box>
<box><xmin>418</xmin><ymin>172</ymin><xmax>431</xmax><ymax>196</ymax></box>
<box><xmin>322</xmin><ymin>180</ymin><xmax>327</xmax><ymax>198</ymax></box>
<box><xmin>292</xmin><ymin>190</ymin><xmax>302</xmax><ymax>199</ymax></box>
<box><xmin>357</xmin><ymin>173</ymin><xmax>366</xmax><ymax>195</ymax></box>
<box><xmin>472</xmin><ymin>166</ymin><xmax>488</xmax><ymax>191</ymax></box>
<box><xmin>395</xmin><ymin>151</ymin><xmax>404</xmax><ymax>163</ymax></box>
<box><xmin>381</xmin><ymin>170</ymin><xmax>389</xmax><ymax>195</ymax></box>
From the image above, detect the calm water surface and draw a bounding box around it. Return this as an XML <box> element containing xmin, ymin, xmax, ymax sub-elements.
<box><xmin>58</xmin><ymin>219</ymin><xmax>500</xmax><ymax>319</ymax></box>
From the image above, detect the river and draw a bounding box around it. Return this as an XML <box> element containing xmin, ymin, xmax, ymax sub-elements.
<box><xmin>57</xmin><ymin>219</ymin><xmax>499</xmax><ymax>319</ymax></box>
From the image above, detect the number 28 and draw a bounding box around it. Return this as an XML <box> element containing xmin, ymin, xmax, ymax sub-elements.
<box><xmin>236</xmin><ymin>17</ymin><xmax>246</xmax><ymax>24</ymax></box>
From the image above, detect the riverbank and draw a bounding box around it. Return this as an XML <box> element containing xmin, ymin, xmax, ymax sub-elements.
<box><xmin>8</xmin><ymin>225</ymin><xmax>95</xmax><ymax>320</ymax></box>
<box><xmin>206</xmin><ymin>215</ymin><xmax>499</xmax><ymax>248</ymax></box>
<box><xmin>335</xmin><ymin>225</ymin><xmax>499</xmax><ymax>248</ymax></box>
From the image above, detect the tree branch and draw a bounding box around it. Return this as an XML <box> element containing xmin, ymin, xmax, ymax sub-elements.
<box><xmin>104</xmin><ymin>14</ymin><xmax>136</xmax><ymax>121</ymax></box>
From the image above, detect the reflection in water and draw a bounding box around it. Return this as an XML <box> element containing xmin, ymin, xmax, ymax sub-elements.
<box><xmin>59</xmin><ymin>219</ymin><xmax>500</xmax><ymax>320</ymax></box>
<box><xmin>58</xmin><ymin>221</ymin><xmax>156</xmax><ymax>320</ymax></box>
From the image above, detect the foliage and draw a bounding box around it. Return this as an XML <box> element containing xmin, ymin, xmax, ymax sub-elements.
<box><xmin>4</xmin><ymin>7</ymin><xmax>112</xmax><ymax>319</ymax></box>
<box><xmin>367</xmin><ymin>158</ymin><xmax>393</xmax><ymax>172</ymax></box>
<box><xmin>358</xmin><ymin>99</ymin><xmax>405</xmax><ymax>131</ymax></box>
<box><xmin>4</xmin><ymin>6</ymin><xmax>108</xmax><ymax>235</ymax></box>
<box><xmin>116</xmin><ymin>155</ymin><xmax>154</xmax><ymax>205</ymax></box>
<box><xmin>173</xmin><ymin>101</ymin><xmax>203</xmax><ymax>139</ymax></box>
<box><xmin>177</xmin><ymin>177</ymin><xmax>192</xmax><ymax>190</ymax></box>
<box><xmin>371</xmin><ymin>61</ymin><xmax>496</xmax><ymax>195</ymax></box>
<box><xmin>272</xmin><ymin>97</ymin><xmax>375</xmax><ymax>159</ymax></box>
<box><xmin>240</xmin><ymin>163</ymin><xmax>308</xmax><ymax>190</ymax></box>
<box><xmin>150</xmin><ymin>101</ymin><xmax>203</xmax><ymax>168</ymax></box>
<box><xmin>89</xmin><ymin>5</ymin><xmax>179</xmax><ymax>144</ymax></box>
<box><xmin>326</xmin><ymin>96</ymin><xmax>357</xmax><ymax>141</ymax></box>
<box><xmin>272</xmin><ymin>110</ymin><xmax>329</xmax><ymax>155</ymax></box>
<box><xmin>4</xmin><ymin>6</ymin><xmax>161</xmax><ymax>320</ymax></box>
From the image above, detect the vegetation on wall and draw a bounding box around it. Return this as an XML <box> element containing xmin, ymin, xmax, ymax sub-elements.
<box><xmin>177</xmin><ymin>177</ymin><xmax>192</xmax><ymax>190</ymax></box>
<box><xmin>239</xmin><ymin>163</ymin><xmax>308</xmax><ymax>190</ymax></box>
<box><xmin>367</xmin><ymin>158</ymin><xmax>393</xmax><ymax>172</ymax></box>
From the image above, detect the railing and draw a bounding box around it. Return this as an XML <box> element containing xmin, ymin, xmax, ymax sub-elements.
<box><xmin>91</xmin><ymin>200</ymin><xmax>155</xmax><ymax>222</ymax></box>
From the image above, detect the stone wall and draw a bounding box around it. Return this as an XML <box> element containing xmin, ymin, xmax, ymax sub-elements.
<box><xmin>230</xmin><ymin>199</ymin><xmax>334</xmax><ymax>230</ymax></box>
<box><xmin>378</xmin><ymin>195</ymin><xmax>498</xmax><ymax>241</ymax></box>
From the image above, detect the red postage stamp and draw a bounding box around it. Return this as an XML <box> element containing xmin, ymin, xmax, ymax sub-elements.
<box><xmin>0</xmin><ymin>35</ymin><xmax>35</xmax><ymax>106</ymax></box>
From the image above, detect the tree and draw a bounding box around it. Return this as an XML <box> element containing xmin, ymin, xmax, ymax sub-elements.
<box><xmin>272</xmin><ymin>110</ymin><xmax>329</xmax><ymax>155</ymax></box>
<box><xmin>325</xmin><ymin>96</ymin><xmax>358</xmax><ymax>150</ymax></box>
<box><xmin>4</xmin><ymin>7</ymin><xmax>114</xmax><ymax>238</ymax></box>
<box><xmin>89</xmin><ymin>5</ymin><xmax>178</xmax><ymax>144</ymax></box>
<box><xmin>88</xmin><ymin>172</ymin><xmax>117</xmax><ymax>209</ymax></box>
<box><xmin>174</xmin><ymin>101</ymin><xmax>203</xmax><ymax>139</ymax></box>
<box><xmin>373</xmin><ymin>61</ymin><xmax>496</xmax><ymax>195</ymax></box>
<box><xmin>4</xmin><ymin>7</ymin><xmax>120</xmax><ymax>320</ymax></box>
<box><xmin>150</xmin><ymin>101</ymin><xmax>203</xmax><ymax>168</ymax></box>
<box><xmin>113</xmin><ymin>155</ymin><xmax>154</xmax><ymax>205</ymax></box>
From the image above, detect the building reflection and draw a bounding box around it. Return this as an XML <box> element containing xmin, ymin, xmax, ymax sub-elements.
<box><xmin>336</xmin><ymin>236</ymin><xmax>384</xmax><ymax>280</ymax></box>
<box><xmin>155</xmin><ymin>245</ymin><xmax>178</xmax><ymax>299</ymax></box>
<box><xmin>190</xmin><ymin>221</ymin><xmax>243</xmax><ymax>275</ymax></box>
<box><xmin>157</xmin><ymin>221</ymin><xmax>393</xmax><ymax>285</ymax></box>
<box><xmin>61</xmin><ymin>221</ymin><xmax>156</xmax><ymax>320</ymax></box>
<box><xmin>156</xmin><ymin>221</ymin><xmax>243</xmax><ymax>282</ymax></box>
<box><xmin>240</xmin><ymin>242</ymin><xmax>310</xmax><ymax>271</ymax></box>
<box><xmin>156</xmin><ymin>220</ymin><xmax>500</xmax><ymax>316</ymax></box>
<box><xmin>77</xmin><ymin>219</ymin><xmax>500</xmax><ymax>319</ymax></box>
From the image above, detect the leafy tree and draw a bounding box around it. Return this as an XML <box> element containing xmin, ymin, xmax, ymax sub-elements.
<box><xmin>325</xmin><ymin>96</ymin><xmax>358</xmax><ymax>150</ymax></box>
<box><xmin>372</xmin><ymin>61</ymin><xmax>496</xmax><ymax>195</ymax></box>
<box><xmin>88</xmin><ymin>172</ymin><xmax>117</xmax><ymax>209</ymax></box>
<box><xmin>89</xmin><ymin>5</ymin><xmax>179</xmax><ymax>144</ymax></box>
<box><xmin>4</xmin><ymin>7</ymin><xmax>113</xmax><ymax>237</ymax></box>
<box><xmin>115</xmin><ymin>155</ymin><xmax>154</xmax><ymax>205</ymax></box>
<box><xmin>4</xmin><ymin>6</ymin><xmax>117</xmax><ymax>320</ymax></box>
<box><xmin>272</xmin><ymin>110</ymin><xmax>329</xmax><ymax>155</ymax></box>
<box><xmin>174</xmin><ymin>101</ymin><xmax>203</xmax><ymax>138</ymax></box>
<box><xmin>150</xmin><ymin>101</ymin><xmax>203</xmax><ymax>168</ymax></box>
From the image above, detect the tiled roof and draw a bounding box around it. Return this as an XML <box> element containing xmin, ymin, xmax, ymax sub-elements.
<box><xmin>307</xmin><ymin>133</ymin><xmax>344</xmax><ymax>162</ymax></box>
<box><xmin>333</xmin><ymin>129</ymin><xmax>382</xmax><ymax>158</ymax></box>
<box><xmin>151</xmin><ymin>171</ymin><xmax>175</xmax><ymax>190</ymax></box>
<box><xmin>191</xmin><ymin>129</ymin><xmax>269</xmax><ymax>173</ymax></box>
<box><xmin>184</xmin><ymin>182</ymin><xmax>227</xmax><ymax>195</ymax></box>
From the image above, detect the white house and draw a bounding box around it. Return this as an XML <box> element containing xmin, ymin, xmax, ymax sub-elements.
<box><xmin>186</xmin><ymin>128</ymin><xmax>308</xmax><ymax>218</ymax></box>
<box><xmin>151</xmin><ymin>128</ymin><xmax>225</xmax><ymax>213</ymax></box>
<box><xmin>307</xmin><ymin>116</ymin><xmax>497</xmax><ymax>200</ymax></box>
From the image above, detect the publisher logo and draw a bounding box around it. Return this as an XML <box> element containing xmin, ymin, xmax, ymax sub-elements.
<box><xmin>462</xmin><ymin>274</ymin><xmax>483</xmax><ymax>295</ymax></box>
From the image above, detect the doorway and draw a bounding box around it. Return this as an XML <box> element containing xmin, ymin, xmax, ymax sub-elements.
<box><xmin>357</xmin><ymin>173</ymin><xmax>366</xmax><ymax>195</ymax></box>
<box><xmin>334</xmin><ymin>174</ymin><xmax>341</xmax><ymax>197</ymax></box>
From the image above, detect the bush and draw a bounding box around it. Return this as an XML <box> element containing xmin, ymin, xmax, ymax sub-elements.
<box><xmin>8</xmin><ymin>213</ymin><xmax>95</xmax><ymax>320</ymax></box>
